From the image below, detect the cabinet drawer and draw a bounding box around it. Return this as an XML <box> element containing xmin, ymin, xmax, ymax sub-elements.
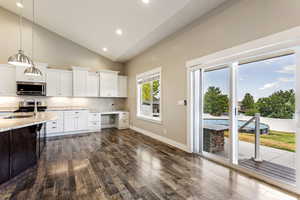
<box><xmin>88</xmin><ymin>113</ymin><xmax>101</xmax><ymax>121</ymax></box>
<box><xmin>64</xmin><ymin>110</ymin><xmax>88</xmax><ymax>117</ymax></box>
<box><xmin>88</xmin><ymin>121</ymin><xmax>101</xmax><ymax>127</ymax></box>
<box><xmin>88</xmin><ymin>121</ymin><xmax>101</xmax><ymax>130</ymax></box>
<box><xmin>46</xmin><ymin>124</ymin><xmax>58</xmax><ymax>133</ymax></box>
<box><xmin>118</xmin><ymin>112</ymin><xmax>129</xmax><ymax>119</ymax></box>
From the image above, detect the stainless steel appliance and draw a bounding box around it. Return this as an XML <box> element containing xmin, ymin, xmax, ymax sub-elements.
<box><xmin>14</xmin><ymin>100</ymin><xmax>47</xmax><ymax>113</ymax></box>
<box><xmin>16</xmin><ymin>81</ymin><xmax>46</xmax><ymax>96</ymax></box>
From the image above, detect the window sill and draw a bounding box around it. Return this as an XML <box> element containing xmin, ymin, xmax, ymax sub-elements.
<box><xmin>137</xmin><ymin>115</ymin><xmax>162</xmax><ymax>124</ymax></box>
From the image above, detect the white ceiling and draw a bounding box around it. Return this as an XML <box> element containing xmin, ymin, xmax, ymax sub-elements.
<box><xmin>0</xmin><ymin>0</ymin><xmax>227</xmax><ymax>62</ymax></box>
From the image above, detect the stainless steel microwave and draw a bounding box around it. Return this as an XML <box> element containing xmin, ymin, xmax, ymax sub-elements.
<box><xmin>16</xmin><ymin>82</ymin><xmax>46</xmax><ymax>96</ymax></box>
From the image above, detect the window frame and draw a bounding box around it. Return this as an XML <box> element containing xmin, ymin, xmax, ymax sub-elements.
<box><xmin>136</xmin><ymin>67</ymin><xmax>162</xmax><ymax>124</ymax></box>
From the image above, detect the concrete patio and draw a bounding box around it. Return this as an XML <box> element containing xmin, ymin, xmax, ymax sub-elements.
<box><xmin>216</xmin><ymin>139</ymin><xmax>296</xmax><ymax>169</ymax></box>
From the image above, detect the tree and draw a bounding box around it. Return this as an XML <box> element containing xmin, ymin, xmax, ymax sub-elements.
<box><xmin>244</xmin><ymin>108</ymin><xmax>259</xmax><ymax>116</ymax></box>
<box><xmin>256</xmin><ymin>89</ymin><xmax>295</xmax><ymax>119</ymax></box>
<box><xmin>204</xmin><ymin>86</ymin><xmax>229</xmax><ymax>116</ymax></box>
<box><xmin>142</xmin><ymin>83</ymin><xmax>151</xmax><ymax>104</ymax></box>
<box><xmin>152</xmin><ymin>80</ymin><xmax>160</xmax><ymax>101</ymax></box>
<box><xmin>241</xmin><ymin>93</ymin><xmax>255</xmax><ymax>111</ymax></box>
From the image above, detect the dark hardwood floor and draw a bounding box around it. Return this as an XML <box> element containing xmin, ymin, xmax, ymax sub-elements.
<box><xmin>0</xmin><ymin>129</ymin><xmax>298</xmax><ymax>200</ymax></box>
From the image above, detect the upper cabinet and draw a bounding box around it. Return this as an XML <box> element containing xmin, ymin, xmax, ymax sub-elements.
<box><xmin>72</xmin><ymin>67</ymin><xmax>88</xmax><ymax>97</ymax></box>
<box><xmin>0</xmin><ymin>65</ymin><xmax>16</xmax><ymax>96</ymax></box>
<box><xmin>60</xmin><ymin>71</ymin><xmax>73</xmax><ymax>97</ymax></box>
<box><xmin>16</xmin><ymin>63</ymin><xmax>47</xmax><ymax>82</ymax></box>
<box><xmin>118</xmin><ymin>76</ymin><xmax>127</xmax><ymax>98</ymax></box>
<box><xmin>99</xmin><ymin>71</ymin><xmax>119</xmax><ymax>97</ymax></box>
<box><xmin>87</xmin><ymin>72</ymin><xmax>99</xmax><ymax>97</ymax></box>
<box><xmin>47</xmin><ymin>69</ymin><xmax>72</xmax><ymax>97</ymax></box>
<box><xmin>0</xmin><ymin>64</ymin><xmax>126</xmax><ymax>98</ymax></box>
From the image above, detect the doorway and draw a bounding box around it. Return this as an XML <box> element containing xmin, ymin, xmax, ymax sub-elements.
<box><xmin>189</xmin><ymin>51</ymin><xmax>299</xmax><ymax>188</ymax></box>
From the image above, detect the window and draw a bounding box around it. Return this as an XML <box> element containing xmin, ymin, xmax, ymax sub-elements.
<box><xmin>137</xmin><ymin>68</ymin><xmax>161</xmax><ymax>122</ymax></box>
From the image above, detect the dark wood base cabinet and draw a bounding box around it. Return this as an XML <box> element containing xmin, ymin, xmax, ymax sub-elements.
<box><xmin>0</xmin><ymin>123</ymin><xmax>46</xmax><ymax>185</ymax></box>
<box><xmin>0</xmin><ymin>131</ymin><xmax>10</xmax><ymax>184</ymax></box>
<box><xmin>11</xmin><ymin>126</ymin><xmax>37</xmax><ymax>177</ymax></box>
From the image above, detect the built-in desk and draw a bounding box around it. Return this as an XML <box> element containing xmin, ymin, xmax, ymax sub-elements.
<box><xmin>98</xmin><ymin>111</ymin><xmax>129</xmax><ymax>130</ymax></box>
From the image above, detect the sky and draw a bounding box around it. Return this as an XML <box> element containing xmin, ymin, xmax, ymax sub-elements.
<box><xmin>203</xmin><ymin>54</ymin><xmax>296</xmax><ymax>101</ymax></box>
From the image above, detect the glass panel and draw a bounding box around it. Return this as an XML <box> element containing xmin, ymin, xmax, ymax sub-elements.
<box><xmin>203</xmin><ymin>67</ymin><xmax>230</xmax><ymax>159</ymax></box>
<box><xmin>141</xmin><ymin>82</ymin><xmax>152</xmax><ymax>117</ymax></box>
<box><xmin>152</xmin><ymin>79</ymin><xmax>160</xmax><ymax>119</ymax></box>
<box><xmin>237</xmin><ymin>54</ymin><xmax>296</xmax><ymax>184</ymax></box>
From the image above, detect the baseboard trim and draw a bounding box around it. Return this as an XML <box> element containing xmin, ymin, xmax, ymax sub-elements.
<box><xmin>130</xmin><ymin>126</ymin><xmax>190</xmax><ymax>152</ymax></box>
<box><xmin>46</xmin><ymin>130</ymin><xmax>95</xmax><ymax>138</ymax></box>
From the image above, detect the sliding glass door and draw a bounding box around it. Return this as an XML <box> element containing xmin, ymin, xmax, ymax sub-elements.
<box><xmin>237</xmin><ymin>54</ymin><xmax>296</xmax><ymax>184</ymax></box>
<box><xmin>191</xmin><ymin>51</ymin><xmax>298</xmax><ymax>187</ymax></box>
<box><xmin>202</xmin><ymin>66</ymin><xmax>230</xmax><ymax>159</ymax></box>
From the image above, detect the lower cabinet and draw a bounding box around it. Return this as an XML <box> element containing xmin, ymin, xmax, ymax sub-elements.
<box><xmin>11</xmin><ymin>126</ymin><xmax>37</xmax><ymax>177</ymax></box>
<box><xmin>0</xmin><ymin>124</ymin><xmax>47</xmax><ymax>185</ymax></box>
<box><xmin>117</xmin><ymin>112</ymin><xmax>130</xmax><ymax>129</ymax></box>
<box><xmin>63</xmin><ymin>110</ymin><xmax>88</xmax><ymax>132</ymax></box>
<box><xmin>88</xmin><ymin>112</ymin><xmax>101</xmax><ymax>130</ymax></box>
<box><xmin>46</xmin><ymin>111</ymin><xmax>64</xmax><ymax>135</ymax></box>
<box><xmin>0</xmin><ymin>131</ymin><xmax>10</xmax><ymax>184</ymax></box>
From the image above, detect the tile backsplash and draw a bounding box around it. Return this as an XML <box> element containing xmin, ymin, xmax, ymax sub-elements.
<box><xmin>0</xmin><ymin>96</ymin><xmax>126</xmax><ymax>111</ymax></box>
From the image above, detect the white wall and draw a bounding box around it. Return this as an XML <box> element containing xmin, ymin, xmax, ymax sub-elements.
<box><xmin>0</xmin><ymin>7</ymin><xmax>124</xmax><ymax>73</ymax></box>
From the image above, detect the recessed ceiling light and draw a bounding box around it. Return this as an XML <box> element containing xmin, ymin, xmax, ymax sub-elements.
<box><xmin>142</xmin><ymin>0</ymin><xmax>150</xmax><ymax>4</ymax></box>
<box><xmin>102</xmin><ymin>47</ymin><xmax>108</xmax><ymax>52</ymax></box>
<box><xmin>115</xmin><ymin>29</ymin><xmax>123</xmax><ymax>36</ymax></box>
<box><xmin>16</xmin><ymin>2</ymin><xmax>24</xmax><ymax>8</ymax></box>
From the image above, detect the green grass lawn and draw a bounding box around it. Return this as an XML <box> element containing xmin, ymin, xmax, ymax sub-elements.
<box><xmin>224</xmin><ymin>130</ymin><xmax>295</xmax><ymax>152</ymax></box>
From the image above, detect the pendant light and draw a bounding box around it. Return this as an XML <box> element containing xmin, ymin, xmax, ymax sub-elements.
<box><xmin>24</xmin><ymin>0</ymin><xmax>42</xmax><ymax>76</ymax></box>
<box><xmin>8</xmin><ymin>0</ymin><xmax>33</xmax><ymax>67</ymax></box>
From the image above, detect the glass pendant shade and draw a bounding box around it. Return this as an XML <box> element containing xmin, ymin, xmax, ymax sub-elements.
<box><xmin>8</xmin><ymin>50</ymin><xmax>33</xmax><ymax>67</ymax></box>
<box><xmin>24</xmin><ymin>64</ymin><xmax>42</xmax><ymax>76</ymax></box>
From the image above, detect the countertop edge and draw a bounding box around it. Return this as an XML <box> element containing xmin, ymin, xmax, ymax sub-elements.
<box><xmin>0</xmin><ymin>112</ymin><xmax>57</xmax><ymax>132</ymax></box>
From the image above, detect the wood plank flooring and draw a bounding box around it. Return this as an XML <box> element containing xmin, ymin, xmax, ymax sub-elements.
<box><xmin>0</xmin><ymin>128</ymin><xmax>299</xmax><ymax>200</ymax></box>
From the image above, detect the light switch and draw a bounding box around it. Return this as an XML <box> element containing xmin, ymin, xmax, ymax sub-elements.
<box><xmin>177</xmin><ymin>100</ymin><xmax>186</xmax><ymax>106</ymax></box>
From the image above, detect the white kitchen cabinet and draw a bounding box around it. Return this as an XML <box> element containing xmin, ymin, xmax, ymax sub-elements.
<box><xmin>46</xmin><ymin>70</ymin><xmax>59</xmax><ymax>96</ymax></box>
<box><xmin>16</xmin><ymin>63</ymin><xmax>47</xmax><ymax>82</ymax></box>
<box><xmin>60</xmin><ymin>71</ymin><xmax>73</xmax><ymax>96</ymax></box>
<box><xmin>63</xmin><ymin>110</ymin><xmax>88</xmax><ymax>132</ymax></box>
<box><xmin>0</xmin><ymin>65</ymin><xmax>16</xmax><ymax>96</ymax></box>
<box><xmin>46</xmin><ymin>111</ymin><xmax>64</xmax><ymax>135</ymax></box>
<box><xmin>63</xmin><ymin>115</ymin><xmax>76</xmax><ymax>132</ymax></box>
<box><xmin>118</xmin><ymin>76</ymin><xmax>127</xmax><ymax>98</ymax></box>
<box><xmin>88</xmin><ymin>112</ymin><xmax>101</xmax><ymax>130</ymax></box>
<box><xmin>117</xmin><ymin>112</ymin><xmax>129</xmax><ymax>129</ymax></box>
<box><xmin>47</xmin><ymin>69</ymin><xmax>72</xmax><ymax>96</ymax></box>
<box><xmin>99</xmin><ymin>71</ymin><xmax>119</xmax><ymax>97</ymax></box>
<box><xmin>87</xmin><ymin>72</ymin><xmax>99</xmax><ymax>97</ymax></box>
<box><xmin>73</xmin><ymin>67</ymin><xmax>88</xmax><ymax>97</ymax></box>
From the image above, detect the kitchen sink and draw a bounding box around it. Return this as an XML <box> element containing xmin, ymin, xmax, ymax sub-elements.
<box><xmin>4</xmin><ymin>115</ymin><xmax>33</xmax><ymax>119</ymax></box>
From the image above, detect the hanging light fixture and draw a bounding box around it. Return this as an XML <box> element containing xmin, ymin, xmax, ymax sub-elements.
<box><xmin>8</xmin><ymin>0</ymin><xmax>33</xmax><ymax>67</ymax></box>
<box><xmin>24</xmin><ymin>0</ymin><xmax>42</xmax><ymax>76</ymax></box>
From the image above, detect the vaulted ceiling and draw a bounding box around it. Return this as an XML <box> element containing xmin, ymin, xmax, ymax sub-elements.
<box><xmin>0</xmin><ymin>0</ymin><xmax>227</xmax><ymax>62</ymax></box>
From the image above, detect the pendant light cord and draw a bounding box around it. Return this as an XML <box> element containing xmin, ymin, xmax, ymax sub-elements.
<box><xmin>32</xmin><ymin>0</ymin><xmax>35</xmax><ymax>61</ymax></box>
<box><xmin>19</xmin><ymin>0</ymin><xmax>24</xmax><ymax>51</ymax></box>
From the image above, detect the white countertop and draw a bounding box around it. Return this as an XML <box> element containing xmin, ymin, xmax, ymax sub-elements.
<box><xmin>0</xmin><ymin>112</ymin><xmax>57</xmax><ymax>132</ymax></box>
<box><xmin>0</xmin><ymin>107</ymin><xmax>18</xmax><ymax>112</ymax></box>
<box><xmin>47</xmin><ymin>107</ymin><xmax>89</xmax><ymax>111</ymax></box>
<box><xmin>0</xmin><ymin>106</ymin><xmax>128</xmax><ymax>114</ymax></box>
<box><xmin>90</xmin><ymin>110</ymin><xmax>128</xmax><ymax>114</ymax></box>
